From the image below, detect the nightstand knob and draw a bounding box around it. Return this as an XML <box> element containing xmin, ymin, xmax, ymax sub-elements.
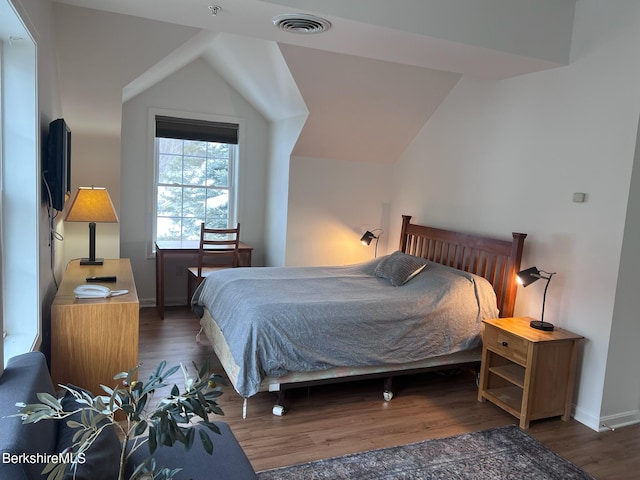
<box><xmin>502</xmin><ymin>341</ymin><xmax>508</xmax><ymax>347</ymax></box>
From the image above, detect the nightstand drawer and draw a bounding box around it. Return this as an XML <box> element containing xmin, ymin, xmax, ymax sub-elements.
<box><xmin>484</xmin><ymin>325</ymin><xmax>529</xmax><ymax>365</ymax></box>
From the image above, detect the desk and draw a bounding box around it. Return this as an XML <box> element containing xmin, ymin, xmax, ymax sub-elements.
<box><xmin>51</xmin><ymin>259</ymin><xmax>139</xmax><ymax>395</ymax></box>
<box><xmin>155</xmin><ymin>240</ymin><xmax>253</xmax><ymax>319</ymax></box>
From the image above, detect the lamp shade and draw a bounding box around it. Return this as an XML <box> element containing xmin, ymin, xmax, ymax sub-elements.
<box><xmin>360</xmin><ymin>231</ymin><xmax>376</xmax><ymax>246</ymax></box>
<box><xmin>65</xmin><ymin>186</ymin><xmax>118</xmax><ymax>265</ymax></box>
<box><xmin>516</xmin><ymin>266</ymin><xmax>542</xmax><ymax>287</ymax></box>
<box><xmin>65</xmin><ymin>186</ymin><xmax>118</xmax><ymax>223</ymax></box>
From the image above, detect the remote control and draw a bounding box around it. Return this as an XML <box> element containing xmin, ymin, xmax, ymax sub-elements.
<box><xmin>86</xmin><ymin>276</ymin><xmax>117</xmax><ymax>283</ymax></box>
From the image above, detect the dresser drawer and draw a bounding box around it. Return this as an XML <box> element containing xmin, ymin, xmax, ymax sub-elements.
<box><xmin>484</xmin><ymin>324</ymin><xmax>529</xmax><ymax>365</ymax></box>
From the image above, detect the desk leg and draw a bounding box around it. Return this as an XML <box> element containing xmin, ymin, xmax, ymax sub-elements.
<box><xmin>156</xmin><ymin>249</ymin><xmax>165</xmax><ymax>319</ymax></box>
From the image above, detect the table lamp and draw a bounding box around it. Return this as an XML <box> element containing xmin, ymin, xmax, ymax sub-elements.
<box><xmin>516</xmin><ymin>266</ymin><xmax>556</xmax><ymax>331</ymax></box>
<box><xmin>65</xmin><ymin>186</ymin><xmax>118</xmax><ymax>265</ymax></box>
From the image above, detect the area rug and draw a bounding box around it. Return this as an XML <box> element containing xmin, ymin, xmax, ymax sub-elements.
<box><xmin>257</xmin><ymin>425</ymin><xmax>594</xmax><ymax>480</ymax></box>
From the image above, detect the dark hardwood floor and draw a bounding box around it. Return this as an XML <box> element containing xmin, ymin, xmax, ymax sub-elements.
<box><xmin>138</xmin><ymin>307</ymin><xmax>640</xmax><ymax>479</ymax></box>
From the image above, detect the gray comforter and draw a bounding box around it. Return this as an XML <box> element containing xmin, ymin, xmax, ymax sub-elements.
<box><xmin>192</xmin><ymin>256</ymin><xmax>499</xmax><ymax>398</ymax></box>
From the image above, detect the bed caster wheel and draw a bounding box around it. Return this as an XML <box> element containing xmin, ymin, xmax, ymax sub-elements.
<box><xmin>272</xmin><ymin>404</ymin><xmax>286</xmax><ymax>416</ymax></box>
<box><xmin>383</xmin><ymin>390</ymin><xmax>393</xmax><ymax>401</ymax></box>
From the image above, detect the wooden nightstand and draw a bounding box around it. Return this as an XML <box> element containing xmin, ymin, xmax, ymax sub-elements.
<box><xmin>477</xmin><ymin>317</ymin><xmax>583</xmax><ymax>428</ymax></box>
<box><xmin>51</xmin><ymin>259</ymin><xmax>139</xmax><ymax>395</ymax></box>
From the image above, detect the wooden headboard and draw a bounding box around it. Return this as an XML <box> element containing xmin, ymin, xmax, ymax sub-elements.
<box><xmin>399</xmin><ymin>215</ymin><xmax>527</xmax><ymax>318</ymax></box>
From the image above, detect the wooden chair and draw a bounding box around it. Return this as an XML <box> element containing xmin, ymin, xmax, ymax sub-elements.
<box><xmin>187</xmin><ymin>222</ymin><xmax>241</xmax><ymax>303</ymax></box>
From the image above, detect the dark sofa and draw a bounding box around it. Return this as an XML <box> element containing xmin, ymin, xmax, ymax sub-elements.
<box><xmin>0</xmin><ymin>352</ymin><xmax>257</xmax><ymax>479</ymax></box>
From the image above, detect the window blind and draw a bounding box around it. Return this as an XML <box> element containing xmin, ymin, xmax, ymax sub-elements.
<box><xmin>155</xmin><ymin>115</ymin><xmax>239</xmax><ymax>144</ymax></box>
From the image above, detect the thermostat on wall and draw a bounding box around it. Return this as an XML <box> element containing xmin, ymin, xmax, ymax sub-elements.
<box><xmin>572</xmin><ymin>192</ymin><xmax>587</xmax><ymax>203</ymax></box>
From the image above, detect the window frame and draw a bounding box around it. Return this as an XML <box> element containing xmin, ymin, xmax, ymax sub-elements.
<box><xmin>1</xmin><ymin>11</ymin><xmax>40</xmax><ymax>368</ymax></box>
<box><xmin>147</xmin><ymin>108</ymin><xmax>242</xmax><ymax>257</ymax></box>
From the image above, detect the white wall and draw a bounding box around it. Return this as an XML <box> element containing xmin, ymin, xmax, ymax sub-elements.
<box><xmin>386</xmin><ymin>0</ymin><xmax>640</xmax><ymax>431</ymax></box>
<box><xmin>602</xmin><ymin>115</ymin><xmax>640</xmax><ymax>426</ymax></box>
<box><xmin>51</xmin><ymin>3</ymin><xmax>199</xmax><ymax>273</ymax></box>
<box><xmin>264</xmin><ymin>115</ymin><xmax>306</xmax><ymax>266</ymax></box>
<box><xmin>121</xmin><ymin>58</ymin><xmax>269</xmax><ymax>306</ymax></box>
<box><xmin>62</xmin><ymin>133</ymin><xmax>121</xmax><ymax>266</ymax></box>
<box><xmin>286</xmin><ymin>156</ymin><xmax>394</xmax><ymax>266</ymax></box>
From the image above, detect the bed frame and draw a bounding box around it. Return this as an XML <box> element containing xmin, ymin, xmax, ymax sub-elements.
<box><xmin>399</xmin><ymin>215</ymin><xmax>526</xmax><ymax>318</ymax></box>
<box><xmin>198</xmin><ymin>215</ymin><xmax>527</xmax><ymax>416</ymax></box>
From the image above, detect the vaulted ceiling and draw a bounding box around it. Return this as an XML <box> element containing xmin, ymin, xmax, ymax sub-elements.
<box><xmin>54</xmin><ymin>0</ymin><xmax>576</xmax><ymax>163</ymax></box>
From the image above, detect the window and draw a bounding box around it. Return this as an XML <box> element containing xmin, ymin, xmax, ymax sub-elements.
<box><xmin>0</xmin><ymin>43</ymin><xmax>3</xmax><ymax>369</ymax></box>
<box><xmin>154</xmin><ymin>115</ymin><xmax>238</xmax><ymax>243</ymax></box>
<box><xmin>1</xmin><ymin>7</ymin><xmax>39</xmax><ymax>368</ymax></box>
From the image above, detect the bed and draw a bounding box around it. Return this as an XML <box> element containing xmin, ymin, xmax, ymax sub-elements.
<box><xmin>191</xmin><ymin>215</ymin><xmax>527</xmax><ymax>415</ymax></box>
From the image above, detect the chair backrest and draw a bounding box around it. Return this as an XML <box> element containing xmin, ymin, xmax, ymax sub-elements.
<box><xmin>197</xmin><ymin>222</ymin><xmax>241</xmax><ymax>277</ymax></box>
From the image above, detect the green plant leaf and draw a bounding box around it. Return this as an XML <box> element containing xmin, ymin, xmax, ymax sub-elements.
<box><xmin>185</xmin><ymin>427</ymin><xmax>195</xmax><ymax>450</ymax></box>
<box><xmin>36</xmin><ymin>392</ymin><xmax>61</xmax><ymax>410</ymax></box>
<box><xmin>94</xmin><ymin>396</ymin><xmax>110</xmax><ymax>414</ymax></box>
<box><xmin>199</xmin><ymin>428</ymin><xmax>214</xmax><ymax>455</ymax></box>
<box><xmin>133</xmin><ymin>419</ymin><xmax>148</xmax><ymax>437</ymax></box>
<box><xmin>200</xmin><ymin>421</ymin><xmax>222</xmax><ymax>436</ymax></box>
<box><xmin>90</xmin><ymin>413</ymin><xmax>109</xmax><ymax>428</ymax></box>
<box><xmin>135</xmin><ymin>392</ymin><xmax>148</xmax><ymax>416</ymax></box>
<box><xmin>73</xmin><ymin>428</ymin><xmax>92</xmax><ymax>444</ymax></box>
<box><xmin>101</xmin><ymin>384</ymin><xmax>114</xmax><ymax>395</ymax></box>
<box><xmin>170</xmin><ymin>410</ymin><xmax>188</xmax><ymax>425</ymax></box>
<box><xmin>168</xmin><ymin>468</ymin><xmax>183</xmax><ymax>478</ymax></box>
<box><xmin>129</xmin><ymin>457</ymin><xmax>151</xmax><ymax>479</ymax></box>
<box><xmin>173</xmin><ymin>424</ymin><xmax>187</xmax><ymax>444</ymax></box>
<box><xmin>154</xmin><ymin>360</ymin><xmax>167</xmax><ymax>377</ymax></box>
<box><xmin>148</xmin><ymin>425</ymin><xmax>158</xmax><ymax>454</ymax></box>
<box><xmin>209</xmin><ymin>405</ymin><xmax>225</xmax><ymax>416</ymax></box>
<box><xmin>161</xmin><ymin>365</ymin><xmax>181</xmax><ymax>382</ymax></box>
<box><xmin>43</xmin><ymin>460</ymin><xmax>67</xmax><ymax>480</ymax></box>
<box><xmin>191</xmin><ymin>398</ymin><xmax>207</xmax><ymax>419</ymax></box>
<box><xmin>23</xmin><ymin>409</ymin><xmax>56</xmax><ymax>423</ymax></box>
<box><xmin>66</xmin><ymin>420</ymin><xmax>84</xmax><ymax>429</ymax></box>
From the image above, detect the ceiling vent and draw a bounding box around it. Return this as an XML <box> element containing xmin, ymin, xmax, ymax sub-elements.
<box><xmin>272</xmin><ymin>14</ymin><xmax>332</xmax><ymax>34</ymax></box>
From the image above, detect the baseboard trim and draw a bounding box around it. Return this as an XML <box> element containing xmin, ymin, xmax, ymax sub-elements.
<box><xmin>139</xmin><ymin>298</ymin><xmax>156</xmax><ymax>308</ymax></box>
<box><xmin>598</xmin><ymin>410</ymin><xmax>640</xmax><ymax>431</ymax></box>
<box><xmin>139</xmin><ymin>298</ymin><xmax>189</xmax><ymax>310</ymax></box>
<box><xmin>572</xmin><ymin>406</ymin><xmax>601</xmax><ymax>432</ymax></box>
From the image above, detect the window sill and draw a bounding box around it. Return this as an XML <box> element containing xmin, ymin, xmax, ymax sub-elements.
<box><xmin>3</xmin><ymin>333</ymin><xmax>38</xmax><ymax>368</ymax></box>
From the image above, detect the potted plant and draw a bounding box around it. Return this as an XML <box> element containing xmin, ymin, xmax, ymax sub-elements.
<box><xmin>15</xmin><ymin>359</ymin><xmax>225</xmax><ymax>480</ymax></box>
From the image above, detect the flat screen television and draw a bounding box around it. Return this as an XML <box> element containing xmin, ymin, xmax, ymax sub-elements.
<box><xmin>43</xmin><ymin>118</ymin><xmax>71</xmax><ymax>211</ymax></box>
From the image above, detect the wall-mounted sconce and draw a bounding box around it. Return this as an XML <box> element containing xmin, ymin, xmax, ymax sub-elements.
<box><xmin>360</xmin><ymin>229</ymin><xmax>383</xmax><ymax>257</ymax></box>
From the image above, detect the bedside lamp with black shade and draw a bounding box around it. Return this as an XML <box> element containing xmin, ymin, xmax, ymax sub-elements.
<box><xmin>516</xmin><ymin>266</ymin><xmax>556</xmax><ymax>331</ymax></box>
<box><xmin>65</xmin><ymin>186</ymin><xmax>118</xmax><ymax>265</ymax></box>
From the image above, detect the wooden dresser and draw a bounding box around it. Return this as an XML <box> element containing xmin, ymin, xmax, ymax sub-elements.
<box><xmin>51</xmin><ymin>259</ymin><xmax>139</xmax><ymax>394</ymax></box>
<box><xmin>478</xmin><ymin>317</ymin><xmax>583</xmax><ymax>428</ymax></box>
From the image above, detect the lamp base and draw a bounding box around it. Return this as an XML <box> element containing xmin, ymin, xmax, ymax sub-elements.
<box><xmin>79</xmin><ymin>258</ymin><xmax>104</xmax><ymax>266</ymax></box>
<box><xmin>530</xmin><ymin>320</ymin><xmax>554</xmax><ymax>331</ymax></box>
